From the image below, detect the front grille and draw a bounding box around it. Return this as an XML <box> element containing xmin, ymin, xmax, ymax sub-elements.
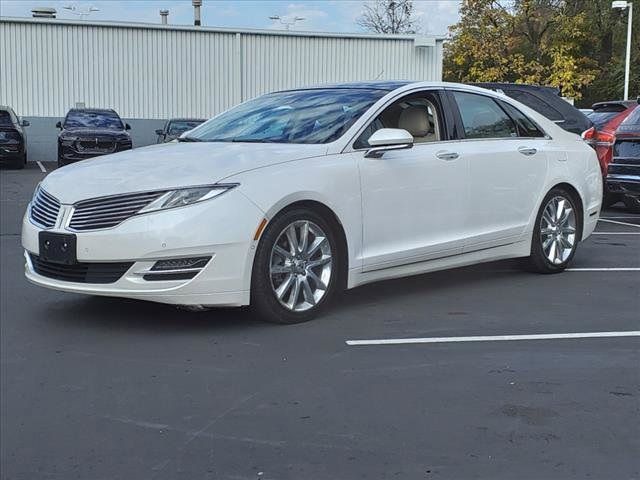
<box><xmin>30</xmin><ymin>187</ymin><xmax>61</xmax><ymax>228</ymax></box>
<box><xmin>29</xmin><ymin>254</ymin><xmax>133</xmax><ymax>284</ymax></box>
<box><xmin>76</xmin><ymin>138</ymin><xmax>115</xmax><ymax>154</ymax></box>
<box><xmin>69</xmin><ymin>190</ymin><xmax>166</xmax><ymax>231</ymax></box>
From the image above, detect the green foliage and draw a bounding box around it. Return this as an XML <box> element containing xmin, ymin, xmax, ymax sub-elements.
<box><xmin>444</xmin><ymin>0</ymin><xmax>639</xmax><ymax>103</ymax></box>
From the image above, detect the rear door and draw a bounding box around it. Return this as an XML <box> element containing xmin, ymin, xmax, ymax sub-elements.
<box><xmin>446</xmin><ymin>89</ymin><xmax>549</xmax><ymax>251</ymax></box>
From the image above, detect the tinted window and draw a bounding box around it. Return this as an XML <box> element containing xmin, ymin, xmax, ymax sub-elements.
<box><xmin>188</xmin><ymin>89</ymin><xmax>386</xmax><ymax>144</ymax></box>
<box><xmin>354</xmin><ymin>92</ymin><xmax>442</xmax><ymax>149</ymax></box>
<box><xmin>614</xmin><ymin>140</ymin><xmax>640</xmax><ymax>158</ymax></box>
<box><xmin>588</xmin><ymin>111</ymin><xmax>621</xmax><ymax>129</ymax></box>
<box><xmin>504</xmin><ymin>90</ymin><xmax>564</xmax><ymax>121</ymax></box>
<box><xmin>499</xmin><ymin>101</ymin><xmax>545</xmax><ymax>137</ymax></box>
<box><xmin>64</xmin><ymin>111</ymin><xmax>124</xmax><ymax>129</ymax></box>
<box><xmin>453</xmin><ymin>91</ymin><xmax>517</xmax><ymax>139</ymax></box>
<box><xmin>168</xmin><ymin>120</ymin><xmax>205</xmax><ymax>135</ymax></box>
<box><xmin>621</xmin><ymin>106</ymin><xmax>640</xmax><ymax>126</ymax></box>
<box><xmin>0</xmin><ymin>111</ymin><xmax>13</xmax><ymax>127</ymax></box>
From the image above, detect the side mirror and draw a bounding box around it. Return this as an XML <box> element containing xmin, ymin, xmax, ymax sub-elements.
<box><xmin>125</xmin><ymin>123</ymin><xmax>131</xmax><ymax>130</ymax></box>
<box><xmin>155</xmin><ymin>129</ymin><xmax>164</xmax><ymax>136</ymax></box>
<box><xmin>21</xmin><ymin>120</ymin><xmax>30</xmax><ymax>127</ymax></box>
<box><xmin>364</xmin><ymin>128</ymin><xmax>414</xmax><ymax>158</ymax></box>
<box><xmin>56</xmin><ymin>121</ymin><xmax>62</xmax><ymax>129</ymax></box>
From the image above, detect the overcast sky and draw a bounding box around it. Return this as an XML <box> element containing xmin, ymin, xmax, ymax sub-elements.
<box><xmin>0</xmin><ymin>1</ymin><xmax>461</xmax><ymax>36</ymax></box>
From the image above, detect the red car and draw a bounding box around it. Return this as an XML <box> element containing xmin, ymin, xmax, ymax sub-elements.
<box><xmin>582</xmin><ymin>101</ymin><xmax>639</xmax><ymax>207</ymax></box>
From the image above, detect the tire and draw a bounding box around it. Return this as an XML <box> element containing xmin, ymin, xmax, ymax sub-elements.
<box><xmin>623</xmin><ymin>195</ymin><xmax>640</xmax><ymax>214</ymax></box>
<box><xmin>251</xmin><ymin>207</ymin><xmax>341</xmax><ymax>324</ymax></box>
<box><xmin>603</xmin><ymin>193</ymin><xmax>619</xmax><ymax>209</ymax></box>
<box><xmin>10</xmin><ymin>155</ymin><xmax>25</xmax><ymax>169</ymax></box>
<box><xmin>525</xmin><ymin>188</ymin><xmax>581</xmax><ymax>274</ymax></box>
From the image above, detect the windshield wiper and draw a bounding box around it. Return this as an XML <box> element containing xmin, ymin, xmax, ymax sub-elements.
<box><xmin>231</xmin><ymin>138</ymin><xmax>279</xmax><ymax>143</ymax></box>
<box><xmin>177</xmin><ymin>136</ymin><xmax>202</xmax><ymax>142</ymax></box>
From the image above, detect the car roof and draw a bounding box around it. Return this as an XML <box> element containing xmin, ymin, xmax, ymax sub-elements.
<box><xmin>168</xmin><ymin>118</ymin><xmax>206</xmax><ymax>122</ymax></box>
<box><xmin>471</xmin><ymin>82</ymin><xmax>560</xmax><ymax>94</ymax></box>
<box><xmin>591</xmin><ymin>100</ymin><xmax>637</xmax><ymax>111</ymax></box>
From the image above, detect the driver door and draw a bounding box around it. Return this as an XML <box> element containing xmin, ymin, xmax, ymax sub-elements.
<box><xmin>355</xmin><ymin>89</ymin><xmax>469</xmax><ymax>271</ymax></box>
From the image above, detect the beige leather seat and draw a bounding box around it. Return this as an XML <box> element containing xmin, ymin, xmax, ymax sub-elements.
<box><xmin>398</xmin><ymin>106</ymin><xmax>437</xmax><ymax>143</ymax></box>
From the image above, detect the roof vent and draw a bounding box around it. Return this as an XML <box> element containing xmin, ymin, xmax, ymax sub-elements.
<box><xmin>31</xmin><ymin>7</ymin><xmax>57</xmax><ymax>18</ymax></box>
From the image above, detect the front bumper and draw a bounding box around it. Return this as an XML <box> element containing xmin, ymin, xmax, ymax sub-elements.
<box><xmin>22</xmin><ymin>189</ymin><xmax>265</xmax><ymax>306</ymax></box>
<box><xmin>58</xmin><ymin>143</ymin><xmax>132</xmax><ymax>164</ymax></box>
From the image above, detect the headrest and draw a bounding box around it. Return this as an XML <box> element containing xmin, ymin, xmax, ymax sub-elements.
<box><xmin>398</xmin><ymin>106</ymin><xmax>430</xmax><ymax>137</ymax></box>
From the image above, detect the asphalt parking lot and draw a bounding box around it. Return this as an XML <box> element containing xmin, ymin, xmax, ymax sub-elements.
<box><xmin>1</xmin><ymin>162</ymin><xmax>639</xmax><ymax>480</ymax></box>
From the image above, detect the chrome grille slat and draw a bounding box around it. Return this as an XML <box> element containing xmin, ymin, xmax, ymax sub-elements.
<box><xmin>71</xmin><ymin>201</ymin><xmax>157</xmax><ymax>216</ymax></box>
<box><xmin>69</xmin><ymin>190</ymin><xmax>167</xmax><ymax>231</ymax></box>
<box><xmin>29</xmin><ymin>187</ymin><xmax>61</xmax><ymax>228</ymax></box>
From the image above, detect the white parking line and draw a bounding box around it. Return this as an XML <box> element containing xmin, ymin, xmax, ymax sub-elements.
<box><xmin>346</xmin><ymin>331</ymin><xmax>640</xmax><ymax>346</ymax></box>
<box><xmin>598</xmin><ymin>218</ymin><xmax>640</xmax><ymax>228</ymax></box>
<box><xmin>592</xmin><ymin>232</ymin><xmax>640</xmax><ymax>235</ymax></box>
<box><xmin>36</xmin><ymin>161</ymin><xmax>47</xmax><ymax>173</ymax></box>
<box><xmin>566</xmin><ymin>267</ymin><xmax>640</xmax><ymax>271</ymax></box>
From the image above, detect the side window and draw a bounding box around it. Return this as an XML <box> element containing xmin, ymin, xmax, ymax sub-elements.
<box><xmin>452</xmin><ymin>91</ymin><xmax>517</xmax><ymax>139</ymax></box>
<box><xmin>499</xmin><ymin>101</ymin><xmax>546</xmax><ymax>138</ymax></box>
<box><xmin>505</xmin><ymin>90</ymin><xmax>563</xmax><ymax>121</ymax></box>
<box><xmin>354</xmin><ymin>92</ymin><xmax>443</xmax><ymax>149</ymax></box>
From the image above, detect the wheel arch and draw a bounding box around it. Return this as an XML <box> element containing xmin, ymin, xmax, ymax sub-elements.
<box><xmin>547</xmin><ymin>182</ymin><xmax>585</xmax><ymax>239</ymax></box>
<box><xmin>255</xmin><ymin>199</ymin><xmax>350</xmax><ymax>291</ymax></box>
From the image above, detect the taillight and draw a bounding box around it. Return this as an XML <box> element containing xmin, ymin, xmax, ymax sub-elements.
<box><xmin>581</xmin><ymin>127</ymin><xmax>596</xmax><ymax>144</ymax></box>
<box><xmin>595</xmin><ymin>130</ymin><xmax>615</xmax><ymax>147</ymax></box>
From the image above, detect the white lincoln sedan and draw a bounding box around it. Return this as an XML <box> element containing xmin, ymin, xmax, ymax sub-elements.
<box><xmin>22</xmin><ymin>82</ymin><xmax>602</xmax><ymax>323</ymax></box>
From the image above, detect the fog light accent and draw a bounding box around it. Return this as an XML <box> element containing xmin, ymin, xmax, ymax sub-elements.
<box><xmin>151</xmin><ymin>256</ymin><xmax>211</xmax><ymax>271</ymax></box>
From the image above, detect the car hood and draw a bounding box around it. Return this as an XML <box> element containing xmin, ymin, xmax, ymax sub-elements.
<box><xmin>41</xmin><ymin>142</ymin><xmax>328</xmax><ymax>204</ymax></box>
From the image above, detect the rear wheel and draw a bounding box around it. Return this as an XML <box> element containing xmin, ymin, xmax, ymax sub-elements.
<box><xmin>525</xmin><ymin>188</ymin><xmax>581</xmax><ymax>273</ymax></box>
<box><xmin>251</xmin><ymin>208</ymin><xmax>340</xmax><ymax>324</ymax></box>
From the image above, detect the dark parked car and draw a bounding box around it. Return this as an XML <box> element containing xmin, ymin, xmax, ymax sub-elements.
<box><xmin>56</xmin><ymin>108</ymin><xmax>132</xmax><ymax>167</ymax></box>
<box><xmin>155</xmin><ymin>118</ymin><xmax>206</xmax><ymax>143</ymax></box>
<box><xmin>472</xmin><ymin>83</ymin><xmax>593</xmax><ymax>135</ymax></box>
<box><xmin>587</xmin><ymin>100</ymin><xmax>637</xmax><ymax>129</ymax></box>
<box><xmin>0</xmin><ymin>106</ymin><xmax>29</xmax><ymax>169</ymax></box>
<box><xmin>606</xmin><ymin>105</ymin><xmax>640</xmax><ymax>212</ymax></box>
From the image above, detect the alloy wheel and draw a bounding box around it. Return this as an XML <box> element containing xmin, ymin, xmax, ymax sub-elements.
<box><xmin>269</xmin><ymin>220</ymin><xmax>333</xmax><ymax>312</ymax></box>
<box><xmin>540</xmin><ymin>195</ymin><xmax>577</xmax><ymax>265</ymax></box>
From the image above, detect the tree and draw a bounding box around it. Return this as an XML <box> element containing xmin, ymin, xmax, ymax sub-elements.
<box><xmin>357</xmin><ymin>0</ymin><xmax>418</xmax><ymax>34</ymax></box>
<box><xmin>443</xmin><ymin>0</ymin><xmax>611</xmax><ymax>101</ymax></box>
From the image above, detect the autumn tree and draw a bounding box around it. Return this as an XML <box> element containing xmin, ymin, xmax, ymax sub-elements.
<box><xmin>357</xmin><ymin>0</ymin><xmax>418</xmax><ymax>34</ymax></box>
<box><xmin>444</xmin><ymin>0</ymin><xmax>606</xmax><ymax>100</ymax></box>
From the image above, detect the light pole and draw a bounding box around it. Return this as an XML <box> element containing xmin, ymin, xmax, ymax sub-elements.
<box><xmin>268</xmin><ymin>15</ymin><xmax>305</xmax><ymax>30</ymax></box>
<box><xmin>612</xmin><ymin>1</ymin><xmax>633</xmax><ymax>100</ymax></box>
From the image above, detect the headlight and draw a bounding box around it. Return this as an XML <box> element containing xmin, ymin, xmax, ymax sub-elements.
<box><xmin>138</xmin><ymin>184</ymin><xmax>238</xmax><ymax>214</ymax></box>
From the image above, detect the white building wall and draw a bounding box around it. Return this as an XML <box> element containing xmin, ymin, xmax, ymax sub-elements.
<box><xmin>0</xmin><ymin>17</ymin><xmax>444</xmax><ymax>119</ymax></box>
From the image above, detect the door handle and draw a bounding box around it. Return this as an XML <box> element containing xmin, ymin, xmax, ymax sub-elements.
<box><xmin>436</xmin><ymin>151</ymin><xmax>459</xmax><ymax>161</ymax></box>
<box><xmin>518</xmin><ymin>146</ymin><xmax>537</xmax><ymax>156</ymax></box>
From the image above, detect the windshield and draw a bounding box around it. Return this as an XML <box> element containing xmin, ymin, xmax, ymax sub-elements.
<box><xmin>0</xmin><ymin>111</ymin><xmax>13</xmax><ymax>127</ymax></box>
<box><xmin>64</xmin><ymin>111</ymin><xmax>124</xmax><ymax>129</ymax></box>
<box><xmin>187</xmin><ymin>88</ymin><xmax>387</xmax><ymax>144</ymax></box>
<box><xmin>168</xmin><ymin>120</ymin><xmax>205</xmax><ymax>136</ymax></box>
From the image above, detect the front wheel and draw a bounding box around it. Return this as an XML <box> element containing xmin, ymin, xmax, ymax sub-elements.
<box><xmin>525</xmin><ymin>188</ymin><xmax>581</xmax><ymax>273</ymax></box>
<box><xmin>251</xmin><ymin>208</ymin><xmax>340</xmax><ymax>324</ymax></box>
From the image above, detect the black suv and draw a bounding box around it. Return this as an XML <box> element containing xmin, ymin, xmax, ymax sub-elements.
<box><xmin>0</xmin><ymin>106</ymin><xmax>29</xmax><ymax>169</ymax></box>
<box><xmin>472</xmin><ymin>83</ymin><xmax>593</xmax><ymax>135</ymax></box>
<box><xmin>57</xmin><ymin>108</ymin><xmax>132</xmax><ymax>167</ymax></box>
